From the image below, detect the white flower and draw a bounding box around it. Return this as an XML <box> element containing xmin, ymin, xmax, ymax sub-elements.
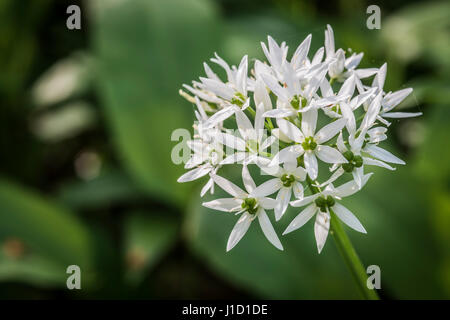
<box><xmin>256</xmin><ymin>161</ymin><xmax>307</xmax><ymax>221</ymax></box>
<box><xmin>271</xmin><ymin>109</ymin><xmax>348</xmax><ymax>179</ymax></box>
<box><xmin>260</xmin><ymin>36</ymin><xmax>289</xmax><ymax>80</ymax></box>
<box><xmin>324</xmin><ymin>24</ymin><xmax>374</xmax><ymax>82</ymax></box>
<box><xmin>202</xmin><ymin>166</ymin><xmax>283</xmax><ymax>251</ymax></box>
<box><xmin>261</xmin><ymin>62</ymin><xmax>329</xmax><ymax>118</ymax></box>
<box><xmin>322</xmin><ymin>93</ymin><xmax>406</xmax><ymax>188</ymax></box>
<box><xmin>284</xmin><ymin>175</ymin><xmax>372</xmax><ymax>253</ymax></box>
<box><xmin>177</xmin><ymin>137</ymin><xmax>224</xmax><ymax>196</ymax></box>
<box><xmin>218</xmin><ymin>103</ymin><xmax>275</xmax><ymax>165</ymax></box>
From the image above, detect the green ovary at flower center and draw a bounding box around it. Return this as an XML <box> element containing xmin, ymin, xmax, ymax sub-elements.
<box><xmin>331</xmin><ymin>104</ymin><xmax>342</xmax><ymax>115</ymax></box>
<box><xmin>241</xmin><ymin>197</ymin><xmax>258</xmax><ymax>215</ymax></box>
<box><xmin>290</xmin><ymin>95</ymin><xmax>307</xmax><ymax>110</ymax></box>
<box><xmin>315</xmin><ymin>195</ymin><xmax>335</xmax><ymax>212</ymax></box>
<box><xmin>246</xmin><ymin>139</ymin><xmax>259</xmax><ymax>153</ymax></box>
<box><xmin>231</xmin><ymin>92</ymin><xmax>246</xmax><ymax>107</ymax></box>
<box><xmin>301</xmin><ymin>136</ymin><xmax>317</xmax><ymax>151</ymax></box>
<box><xmin>342</xmin><ymin>151</ymin><xmax>363</xmax><ymax>172</ymax></box>
<box><xmin>281</xmin><ymin>174</ymin><xmax>296</xmax><ymax>187</ymax></box>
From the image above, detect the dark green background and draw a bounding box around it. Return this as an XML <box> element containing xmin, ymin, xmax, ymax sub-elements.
<box><xmin>0</xmin><ymin>0</ymin><xmax>448</xmax><ymax>299</ymax></box>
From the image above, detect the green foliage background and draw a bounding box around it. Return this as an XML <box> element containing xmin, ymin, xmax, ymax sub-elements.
<box><xmin>0</xmin><ymin>0</ymin><xmax>449</xmax><ymax>299</ymax></box>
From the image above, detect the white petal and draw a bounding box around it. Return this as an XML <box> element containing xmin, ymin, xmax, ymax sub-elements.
<box><xmin>283</xmin><ymin>204</ymin><xmax>317</xmax><ymax>235</ymax></box>
<box><xmin>363</xmin><ymin>157</ymin><xmax>395</xmax><ymax>170</ymax></box>
<box><xmin>236</xmin><ymin>55</ymin><xmax>248</xmax><ymax>95</ymax></box>
<box><xmin>315</xmin><ymin>145</ymin><xmax>348</xmax><ymax>164</ymax></box>
<box><xmin>204</xmin><ymin>106</ymin><xmax>236</xmax><ymax>129</ymax></box>
<box><xmin>314</xmin><ymin>118</ymin><xmax>347</xmax><ymax>144</ymax></box>
<box><xmin>333</xmin><ymin>203</ymin><xmax>366</xmax><ymax>233</ymax></box>
<box><xmin>235</xmin><ymin>109</ymin><xmax>256</xmax><ymax>141</ymax></box>
<box><xmin>364</xmin><ymin>144</ymin><xmax>405</xmax><ymax>165</ymax></box>
<box><xmin>340</xmin><ymin>102</ymin><xmax>356</xmax><ymax>133</ymax></box>
<box><xmin>338</xmin><ymin>75</ymin><xmax>355</xmax><ymax>97</ymax></box>
<box><xmin>242</xmin><ymin>165</ymin><xmax>256</xmax><ymax>193</ymax></box>
<box><xmin>212</xmin><ymin>174</ymin><xmax>247</xmax><ymax>198</ymax></box>
<box><xmin>270</xmin><ymin>145</ymin><xmax>304</xmax><ymax>166</ymax></box>
<box><xmin>312</xmin><ymin>47</ymin><xmax>324</xmax><ymax>65</ymax></box>
<box><xmin>258</xmin><ymin>209</ymin><xmax>283</xmax><ymax>250</ymax></box>
<box><xmin>200</xmin><ymin>77</ymin><xmax>235</xmax><ymax>100</ymax></box>
<box><xmin>254</xmin><ymin>78</ymin><xmax>272</xmax><ymax>111</ymax></box>
<box><xmin>345</xmin><ymin>52</ymin><xmax>363</xmax><ymax>70</ymax></box>
<box><xmin>292</xmin><ymin>34</ymin><xmax>312</xmax><ymax>69</ymax></box>
<box><xmin>354</xmin><ymin>68</ymin><xmax>378</xmax><ymax>79</ymax></box>
<box><xmin>277</xmin><ymin>119</ymin><xmax>304</xmax><ymax>143</ymax></box>
<box><xmin>261</xmin><ymin>73</ymin><xmax>289</xmax><ymax>101</ymax></box>
<box><xmin>301</xmin><ymin>109</ymin><xmax>318</xmax><ymax>137</ymax></box>
<box><xmin>220</xmin><ymin>152</ymin><xmax>246</xmax><ymax>165</ymax></box>
<box><xmin>333</xmin><ymin>173</ymin><xmax>373</xmax><ymax>198</ymax></box>
<box><xmin>263</xmin><ymin>109</ymin><xmax>295</xmax><ymax>118</ymax></box>
<box><xmin>177</xmin><ymin>166</ymin><xmax>211</xmax><ymax>183</ymax></box>
<box><xmin>217</xmin><ymin>132</ymin><xmax>246</xmax><ymax>151</ymax></box>
<box><xmin>258</xmin><ymin>164</ymin><xmax>283</xmax><ymax>177</ymax></box>
<box><xmin>250</xmin><ymin>178</ymin><xmax>282</xmax><ymax>198</ymax></box>
<box><xmin>202</xmin><ymin>198</ymin><xmax>242</xmax><ymax>212</ymax></box>
<box><xmin>324</xmin><ymin>24</ymin><xmax>335</xmax><ymax>60</ymax></box>
<box><xmin>360</xmin><ymin>92</ymin><xmax>382</xmax><ymax>132</ymax></box>
<box><xmin>372</xmin><ymin>63</ymin><xmax>386</xmax><ymax>90</ymax></box>
<box><xmin>293</xmin><ymin>166</ymin><xmax>306</xmax><ymax>181</ymax></box>
<box><xmin>259</xmin><ymin>197</ymin><xmax>277</xmax><ymax>209</ymax></box>
<box><xmin>304</xmin><ymin>151</ymin><xmax>318</xmax><ymax>180</ymax></box>
<box><xmin>314</xmin><ymin>210</ymin><xmax>330</xmax><ymax>253</ymax></box>
<box><xmin>271</xmin><ymin>128</ymin><xmax>293</xmax><ymax>143</ymax></box>
<box><xmin>320</xmin><ymin>77</ymin><xmax>334</xmax><ymax>97</ymax></box>
<box><xmin>281</xmin><ymin>161</ymin><xmax>294</xmax><ymax>173</ymax></box>
<box><xmin>292</xmin><ymin>181</ymin><xmax>304</xmax><ymax>199</ymax></box>
<box><xmin>290</xmin><ymin>194</ymin><xmax>319</xmax><ymax>207</ymax></box>
<box><xmin>227</xmin><ymin>213</ymin><xmax>252</xmax><ymax>251</ymax></box>
<box><xmin>352</xmin><ymin>166</ymin><xmax>364</xmax><ymax>189</ymax></box>
<box><xmin>383</xmin><ymin>88</ymin><xmax>412</xmax><ymax>111</ymax></box>
<box><xmin>200</xmin><ymin>178</ymin><xmax>214</xmax><ymax>197</ymax></box>
<box><xmin>275</xmin><ymin>187</ymin><xmax>292</xmax><ymax>221</ymax></box>
<box><xmin>382</xmin><ymin>112</ymin><xmax>422</xmax><ymax>118</ymax></box>
<box><xmin>254</xmin><ymin>103</ymin><xmax>265</xmax><ymax>136</ymax></box>
<box><xmin>319</xmin><ymin>167</ymin><xmax>345</xmax><ymax>187</ymax></box>
<box><xmin>350</xmin><ymin>87</ymin><xmax>376</xmax><ymax>110</ymax></box>
<box><xmin>336</xmin><ymin>131</ymin><xmax>347</xmax><ymax>153</ymax></box>
<box><xmin>260</xmin><ymin>136</ymin><xmax>277</xmax><ymax>151</ymax></box>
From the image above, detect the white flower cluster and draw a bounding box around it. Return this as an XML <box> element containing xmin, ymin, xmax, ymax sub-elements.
<box><xmin>177</xmin><ymin>25</ymin><xmax>421</xmax><ymax>253</ymax></box>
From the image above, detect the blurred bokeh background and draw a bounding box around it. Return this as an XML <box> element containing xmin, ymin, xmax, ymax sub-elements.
<box><xmin>0</xmin><ymin>0</ymin><xmax>449</xmax><ymax>299</ymax></box>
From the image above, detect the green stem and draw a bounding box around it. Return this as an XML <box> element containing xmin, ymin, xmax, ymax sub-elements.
<box><xmin>304</xmin><ymin>178</ymin><xmax>379</xmax><ymax>300</ymax></box>
<box><xmin>329</xmin><ymin>208</ymin><xmax>380</xmax><ymax>300</ymax></box>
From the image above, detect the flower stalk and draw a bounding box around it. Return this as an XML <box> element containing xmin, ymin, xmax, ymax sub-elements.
<box><xmin>329</xmin><ymin>208</ymin><xmax>380</xmax><ymax>300</ymax></box>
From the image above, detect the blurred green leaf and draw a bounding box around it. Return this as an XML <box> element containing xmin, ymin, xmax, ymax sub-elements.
<box><xmin>89</xmin><ymin>0</ymin><xmax>223</xmax><ymax>205</ymax></box>
<box><xmin>382</xmin><ymin>1</ymin><xmax>450</xmax><ymax>68</ymax></box>
<box><xmin>58</xmin><ymin>170</ymin><xmax>145</xmax><ymax>210</ymax></box>
<box><xmin>342</xmin><ymin>166</ymin><xmax>445</xmax><ymax>299</ymax></box>
<box><xmin>123</xmin><ymin>212</ymin><xmax>178</xmax><ymax>285</ymax></box>
<box><xmin>0</xmin><ymin>251</ymin><xmax>66</xmax><ymax>287</ymax></box>
<box><xmin>0</xmin><ymin>178</ymin><xmax>94</xmax><ymax>277</ymax></box>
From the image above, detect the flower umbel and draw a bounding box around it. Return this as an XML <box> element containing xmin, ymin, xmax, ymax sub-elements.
<box><xmin>176</xmin><ymin>24</ymin><xmax>421</xmax><ymax>254</ymax></box>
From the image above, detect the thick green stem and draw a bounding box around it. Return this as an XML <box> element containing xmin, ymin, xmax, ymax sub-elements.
<box><xmin>329</xmin><ymin>208</ymin><xmax>380</xmax><ymax>300</ymax></box>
